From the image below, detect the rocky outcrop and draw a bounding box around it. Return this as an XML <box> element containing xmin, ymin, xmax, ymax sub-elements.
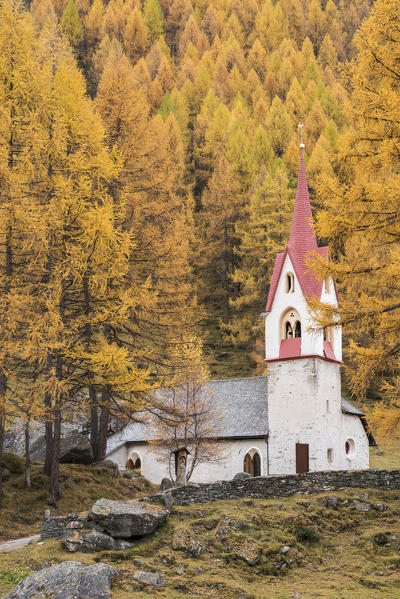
<box><xmin>31</xmin><ymin>433</ymin><xmax>93</xmax><ymax>465</ymax></box>
<box><xmin>172</xmin><ymin>527</ymin><xmax>204</xmax><ymax>556</ymax></box>
<box><xmin>2</xmin><ymin>561</ymin><xmax>118</xmax><ymax>599</ymax></box>
<box><xmin>89</xmin><ymin>498</ymin><xmax>169</xmax><ymax>539</ymax></box>
<box><xmin>63</xmin><ymin>530</ymin><xmax>134</xmax><ymax>553</ymax></box>
<box><xmin>224</xmin><ymin>536</ymin><xmax>262</xmax><ymax>566</ymax></box>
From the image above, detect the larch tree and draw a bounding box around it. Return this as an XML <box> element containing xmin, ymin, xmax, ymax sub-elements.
<box><xmin>228</xmin><ymin>162</ymin><xmax>293</xmax><ymax>370</ymax></box>
<box><xmin>95</xmin><ymin>46</ymin><xmax>197</xmax><ymax>442</ymax></box>
<box><xmin>309</xmin><ymin>0</ymin><xmax>400</xmax><ymax>441</ymax></box>
<box><xmin>0</xmin><ymin>0</ymin><xmax>44</xmax><ymax>500</ymax></box>
<box><xmin>143</xmin><ymin>0</ymin><xmax>165</xmax><ymax>44</ymax></box>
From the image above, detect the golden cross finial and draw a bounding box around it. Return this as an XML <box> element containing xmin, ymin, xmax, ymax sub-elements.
<box><xmin>298</xmin><ymin>122</ymin><xmax>305</xmax><ymax>149</ymax></box>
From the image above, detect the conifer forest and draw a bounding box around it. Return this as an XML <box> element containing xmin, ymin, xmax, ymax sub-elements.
<box><xmin>0</xmin><ymin>0</ymin><xmax>399</xmax><ymax>503</ymax></box>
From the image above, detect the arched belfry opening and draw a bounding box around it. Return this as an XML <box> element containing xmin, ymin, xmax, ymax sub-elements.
<box><xmin>281</xmin><ymin>307</ymin><xmax>301</xmax><ymax>341</ymax></box>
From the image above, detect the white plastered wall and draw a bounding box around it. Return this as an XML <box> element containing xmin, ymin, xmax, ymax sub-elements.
<box><xmin>267</xmin><ymin>358</ymin><xmax>369</xmax><ymax>474</ymax></box>
<box><xmin>106</xmin><ymin>438</ymin><xmax>269</xmax><ymax>485</ymax></box>
<box><xmin>265</xmin><ymin>254</ymin><xmax>342</xmax><ymax>361</ymax></box>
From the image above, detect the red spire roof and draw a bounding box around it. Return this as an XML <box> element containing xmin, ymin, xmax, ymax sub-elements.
<box><xmin>265</xmin><ymin>150</ymin><xmax>328</xmax><ymax>312</ymax></box>
<box><xmin>288</xmin><ymin>150</ymin><xmax>318</xmax><ymax>253</ymax></box>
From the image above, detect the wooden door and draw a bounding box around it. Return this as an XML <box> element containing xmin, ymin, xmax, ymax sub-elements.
<box><xmin>244</xmin><ymin>453</ymin><xmax>252</xmax><ymax>475</ymax></box>
<box><xmin>296</xmin><ymin>443</ymin><xmax>309</xmax><ymax>474</ymax></box>
<box><xmin>252</xmin><ymin>452</ymin><xmax>261</xmax><ymax>477</ymax></box>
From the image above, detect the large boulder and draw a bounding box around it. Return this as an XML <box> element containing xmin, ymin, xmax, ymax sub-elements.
<box><xmin>2</xmin><ymin>561</ymin><xmax>118</xmax><ymax>599</ymax></box>
<box><xmin>31</xmin><ymin>433</ymin><xmax>93</xmax><ymax>465</ymax></box>
<box><xmin>63</xmin><ymin>529</ymin><xmax>134</xmax><ymax>553</ymax></box>
<box><xmin>89</xmin><ymin>498</ymin><xmax>169</xmax><ymax>539</ymax></box>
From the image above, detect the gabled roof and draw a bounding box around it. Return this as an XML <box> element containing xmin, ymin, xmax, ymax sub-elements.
<box><xmin>106</xmin><ymin>377</ymin><xmax>269</xmax><ymax>452</ymax></box>
<box><xmin>266</xmin><ymin>151</ymin><xmax>330</xmax><ymax>312</ymax></box>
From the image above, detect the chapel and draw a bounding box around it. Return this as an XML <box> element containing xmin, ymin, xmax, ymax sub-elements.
<box><xmin>106</xmin><ymin>138</ymin><xmax>374</xmax><ymax>485</ymax></box>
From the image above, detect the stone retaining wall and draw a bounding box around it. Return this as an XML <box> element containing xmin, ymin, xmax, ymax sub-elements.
<box><xmin>143</xmin><ymin>469</ymin><xmax>400</xmax><ymax>506</ymax></box>
<box><xmin>41</xmin><ymin>512</ymin><xmax>90</xmax><ymax>539</ymax></box>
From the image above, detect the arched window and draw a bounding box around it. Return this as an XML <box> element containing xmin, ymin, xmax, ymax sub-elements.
<box><xmin>243</xmin><ymin>449</ymin><xmax>262</xmax><ymax>477</ymax></box>
<box><xmin>126</xmin><ymin>452</ymin><xmax>142</xmax><ymax>471</ymax></box>
<box><xmin>286</xmin><ymin>273</ymin><xmax>295</xmax><ymax>293</ymax></box>
<box><xmin>281</xmin><ymin>308</ymin><xmax>301</xmax><ymax>341</ymax></box>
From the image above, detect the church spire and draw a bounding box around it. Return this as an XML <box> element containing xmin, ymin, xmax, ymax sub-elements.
<box><xmin>288</xmin><ymin>125</ymin><xmax>318</xmax><ymax>254</ymax></box>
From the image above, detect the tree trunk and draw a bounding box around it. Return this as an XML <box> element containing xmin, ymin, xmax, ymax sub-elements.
<box><xmin>96</xmin><ymin>389</ymin><xmax>110</xmax><ymax>462</ymax></box>
<box><xmin>89</xmin><ymin>390</ymin><xmax>98</xmax><ymax>461</ymax></box>
<box><xmin>44</xmin><ymin>392</ymin><xmax>53</xmax><ymax>476</ymax></box>
<box><xmin>50</xmin><ymin>408</ymin><xmax>61</xmax><ymax>505</ymax></box>
<box><xmin>0</xmin><ymin>402</ymin><xmax>5</xmax><ymax>502</ymax></box>
<box><xmin>25</xmin><ymin>419</ymin><xmax>31</xmax><ymax>488</ymax></box>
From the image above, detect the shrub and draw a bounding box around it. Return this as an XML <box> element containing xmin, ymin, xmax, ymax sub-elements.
<box><xmin>3</xmin><ymin>453</ymin><xmax>24</xmax><ymax>475</ymax></box>
<box><xmin>295</xmin><ymin>526</ymin><xmax>320</xmax><ymax>543</ymax></box>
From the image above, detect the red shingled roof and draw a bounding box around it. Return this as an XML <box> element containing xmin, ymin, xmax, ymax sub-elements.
<box><xmin>265</xmin><ymin>151</ymin><xmax>330</xmax><ymax>312</ymax></box>
<box><xmin>279</xmin><ymin>338</ymin><xmax>301</xmax><ymax>358</ymax></box>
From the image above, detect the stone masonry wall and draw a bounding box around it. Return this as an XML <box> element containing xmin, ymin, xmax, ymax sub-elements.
<box><xmin>41</xmin><ymin>512</ymin><xmax>90</xmax><ymax>539</ymax></box>
<box><xmin>144</xmin><ymin>469</ymin><xmax>400</xmax><ymax>506</ymax></box>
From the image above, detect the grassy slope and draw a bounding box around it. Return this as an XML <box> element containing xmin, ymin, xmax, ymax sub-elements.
<box><xmin>0</xmin><ymin>444</ymin><xmax>400</xmax><ymax>597</ymax></box>
<box><xmin>1</xmin><ymin>488</ymin><xmax>400</xmax><ymax>598</ymax></box>
<box><xmin>0</xmin><ymin>453</ymin><xmax>154</xmax><ymax>542</ymax></box>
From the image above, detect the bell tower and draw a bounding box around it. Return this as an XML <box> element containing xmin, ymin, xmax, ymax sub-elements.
<box><xmin>264</xmin><ymin>124</ymin><xmax>341</xmax><ymax>362</ymax></box>
<box><xmin>264</xmin><ymin>127</ymin><xmax>344</xmax><ymax>475</ymax></box>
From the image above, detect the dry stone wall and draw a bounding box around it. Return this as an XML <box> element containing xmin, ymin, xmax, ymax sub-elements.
<box><xmin>143</xmin><ymin>469</ymin><xmax>400</xmax><ymax>506</ymax></box>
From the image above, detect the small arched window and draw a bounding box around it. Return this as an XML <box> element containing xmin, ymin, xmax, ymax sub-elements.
<box><xmin>286</xmin><ymin>273</ymin><xmax>295</xmax><ymax>293</ymax></box>
<box><xmin>345</xmin><ymin>438</ymin><xmax>355</xmax><ymax>459</ymax></box>
<box><xmin>294</xmin><ymin>321</ymin><xmax>301</xmax><ymax>338</ymax></box>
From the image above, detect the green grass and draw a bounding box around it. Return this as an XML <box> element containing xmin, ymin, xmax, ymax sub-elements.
<box><xmin>2</xmin><ymin>489</ymin><xmax>400</xmax><ymax>597</ymax></box>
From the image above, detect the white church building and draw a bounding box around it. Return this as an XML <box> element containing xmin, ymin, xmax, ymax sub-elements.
<box><xmin>106</xmin><ymin>145</ymin><xmax>374</xmax><ymax>485</ymax></box>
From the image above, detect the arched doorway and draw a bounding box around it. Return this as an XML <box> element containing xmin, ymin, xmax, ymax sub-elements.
<box><xmin>126</xmin><ymin>452</ymin><xmax>142</xmax><ymax>472</ymax></box>
<box><xmin>244</xmin><ymin>449</ymin><xmax>262</xmax><ymax>477</ymax></box>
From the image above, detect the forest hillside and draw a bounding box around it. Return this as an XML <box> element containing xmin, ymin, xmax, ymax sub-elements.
<box><xmin>30</xmin><ymin>0</ymin><xmax>373</xmax><ymax>377</ymax></box>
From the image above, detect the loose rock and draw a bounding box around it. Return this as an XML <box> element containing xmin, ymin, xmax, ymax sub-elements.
<box><xmin>373</xmin><ymin>532</ymin><xmax>396</xmax><ymax>546</ymax></box>
<box><xmin>2</xmin><ymin>561</ymin><xmax>118</xmax><ymax>599</ymax></box>
<box><xmin>352</xmin><ymin>499</ymin><xmax>371</xmax><ymax>512</ymax></box>
<box><xmin>225</xmin><ymin>537</ymin><xmax>261</xmax><ymax>566</ymax></box>
<box><xmin>63</xmin><ymin>529</ymin><xmax>133</xmax><ymax>553</ymax></box>
<box><xmin>162</xmin><ymin>491</ymin><xmax>174</xmax><ymax>510</ymax></box>
<box><xmin>172</xmin><ymin>527</ymin><xmax>204</xmax><ymax>556</ymax></box>
<box><xmin>318</xmin><ymin>495</ymin><xmax>339</xmax><ymax>510</ymax></box>
<box><xmin>89</xmin><ymin>498</ymin><xmax>169</xmax><ymax>539</ymax></box>
<box><xmin>161</xmin><ymin>478</ymin><xmax>174</xmax><ymax>491</ymax></box>
<box><xmin>133</xmin><ymin>570</ymin><xmax>166</xmax><ymax>588</ymax></box>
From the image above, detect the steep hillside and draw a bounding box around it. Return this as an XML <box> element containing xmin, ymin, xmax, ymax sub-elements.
<box><xmin>2</xmin><ymin>487</ymin><xmax>400</xmax><ymax>597</ymax></box>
